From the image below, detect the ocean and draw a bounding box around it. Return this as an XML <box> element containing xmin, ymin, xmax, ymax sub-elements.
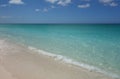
<box><xmin>0</xmin><ymin>24</ymin><xmax>120</xmax><ymax>78</ymax></box>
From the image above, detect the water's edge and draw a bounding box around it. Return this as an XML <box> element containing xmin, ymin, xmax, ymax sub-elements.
<box><xmin>27</xmin><ymin>46</ymin><xmax>120</xmax><ymax>79</ymax></box>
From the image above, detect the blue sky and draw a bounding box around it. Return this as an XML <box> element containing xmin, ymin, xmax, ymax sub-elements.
<box><xmin>0</xmin><ymin>0</ymin><xmax>120</xmax><ymax>23</ymax></box>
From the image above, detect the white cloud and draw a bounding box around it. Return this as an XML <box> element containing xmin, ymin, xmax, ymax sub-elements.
<box><xmin>9</xmin><ymin>0</ymin><xmax>24</xmax><ymax>5</ymax></box>
<box><xmin>109</xmin><ymin>2</ymin><xmax>118</xmax><ymax>6</ymax></box>
<box><xmin>57</xmin><ymin>0</ymin><xmax>71</xmax><ymax>6</ymax></box>
<box><xmin>99</xmin><ymin>0</ymin><xmax>113</xmax><ymax>3</ymax></box>
<box><xmin>35</xmin><ymin>9</ymin><xmax>40</xmax><ymax>12</ymax></box>
<box><xmin>78</xmin><ymin>3</ymin><xmax>90</xmax><ymax>8</ymax></box>
<box><xmin>0</xmin><ymin>4</ymin><xmax>8</xmax><ymax>7</ymax></box>
<box><xmin>46</xmin><ymin>0</ymin><xmax>71</xmax><ymax>6</ymax></box>
<box><xmin>99</xmin><ymin>0</ymin><xmax>118</xmax><ymax>7</ymax></box>
<box><xmin>46</xmin><ymin>0</ymin><xmax>58</xmax><ymax>3</ymax></box>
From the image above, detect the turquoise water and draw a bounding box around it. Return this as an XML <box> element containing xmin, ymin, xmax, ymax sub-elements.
<box><xmin>0</xmin><ymin>24</ymin><xmax>120</xmax><ymax>78</ymax></box>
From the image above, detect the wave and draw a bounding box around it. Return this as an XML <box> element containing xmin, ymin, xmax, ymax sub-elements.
<box><xmin>28</xmin><ymin>46</ymin><xmax>120</xmax><ymax>79</ymax></box>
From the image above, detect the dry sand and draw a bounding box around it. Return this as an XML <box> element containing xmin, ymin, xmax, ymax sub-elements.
<box><xmin>0</xmin><ymin>39</ymin><xmax>114</xmax><ymax>79</ymax></box>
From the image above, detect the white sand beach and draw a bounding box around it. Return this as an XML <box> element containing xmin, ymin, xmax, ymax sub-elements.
<box><xmin>0</xmin><ymin>39</ymin><xmax>113</xmax><ymax>79</ymax></box>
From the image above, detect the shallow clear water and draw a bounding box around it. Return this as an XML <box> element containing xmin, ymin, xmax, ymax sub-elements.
<box><xmin>0</xmin><ymin>24</ymin><xmax>120</xmax><ymax>78</ymax></box>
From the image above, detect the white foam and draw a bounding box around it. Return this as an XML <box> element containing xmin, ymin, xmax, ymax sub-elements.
<box><xmin>28</xmin><ymin>46</ymin><xmax>120</xmax><ymax>79</ymax></box>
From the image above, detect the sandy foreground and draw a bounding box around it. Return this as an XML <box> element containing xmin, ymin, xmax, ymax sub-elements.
<box><xmin>0</xmin><ymin>39</ymin><xmax>114</xmax><ymax>79</ymax></box>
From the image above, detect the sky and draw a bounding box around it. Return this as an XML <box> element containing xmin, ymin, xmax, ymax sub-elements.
<box><xmin>0</xmin><ymin>0</ymin><xmax>120</xmax><ymax>23</ymax></box>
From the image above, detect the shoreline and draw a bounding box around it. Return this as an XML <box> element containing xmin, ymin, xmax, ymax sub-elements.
<box><xmin>28</xmin><ymin>46</ymin><xmax>120</xmax><ymax>79</ymax></box>
<box><xmin>0</xmin><ymin>39</ymin><xmax>116</xmax><ymax>79</ymax></box>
